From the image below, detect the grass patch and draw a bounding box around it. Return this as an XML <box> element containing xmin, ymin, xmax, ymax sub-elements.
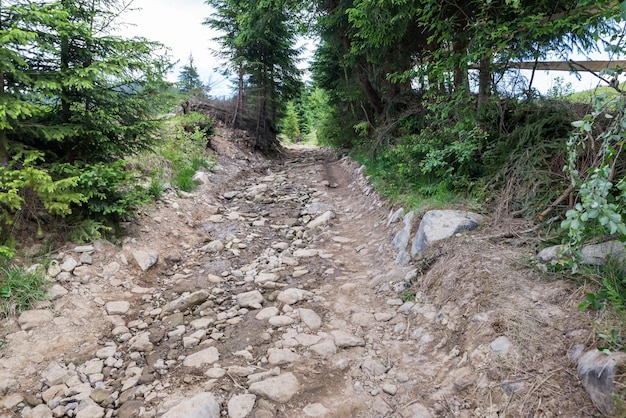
<box><xmin>0</xmin><ymin>261</ymin><xmax>49</xmax><ymax>317</ymax></box>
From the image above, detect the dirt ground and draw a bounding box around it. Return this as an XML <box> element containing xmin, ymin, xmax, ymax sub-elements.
<box><xmin>0</xmin><ymin>127</ymin><xmax>609</xmax><ymax>417</ymax></box>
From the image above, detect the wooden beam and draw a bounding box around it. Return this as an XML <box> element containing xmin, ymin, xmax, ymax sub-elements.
<box><xmin>470</xmin><ymin>60</ymin><xmax>626</xmax><ymax>72</ymax></box>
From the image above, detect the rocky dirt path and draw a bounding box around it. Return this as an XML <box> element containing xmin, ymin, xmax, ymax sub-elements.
<box><xmin>0</xmin><ymin>138</ymin><xmax>602</xmax><ymax>417</ymax></box>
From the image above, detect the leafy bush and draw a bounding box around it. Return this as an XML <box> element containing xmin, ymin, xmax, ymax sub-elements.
<box><xmin>560</xmin><ymin>92</ymin><xmax>626</xmax><ymax>271</ymax></box>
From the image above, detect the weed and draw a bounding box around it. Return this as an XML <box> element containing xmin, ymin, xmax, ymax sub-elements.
<box><xmin>401</xmin><ymin>291</ymin><xmax>415</xmax><ymax>302</ymax></box>
<box><xmin>0</xmin><ymin>264</ymin><xmax>49</xmax><ymax>317</ymax></box>
<box><xmin>597</xmin><ymin>327</ymin><xmax>625</xmax><ymax>354</ymax></box>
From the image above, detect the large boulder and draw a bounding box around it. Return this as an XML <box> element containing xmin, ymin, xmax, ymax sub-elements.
<box><xmin>575</xmin><ymin>348</ymin><xmax>626</xmax><ymax>415</ymax></box>
<box><xmin>538</xmin><ymin>240</ymin><xmax>626</xmax><ymax>266</ymax></box>
<box><xmin>410</xmin><ymin>210</ymin><xmax>484</xmax><ymax>259</ymax></box>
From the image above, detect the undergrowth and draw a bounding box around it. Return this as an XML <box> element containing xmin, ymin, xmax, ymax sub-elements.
<box><xmin>0</xmin><ymin>258</ymin><xmax>49</xmax><ymax>318</ymax></box>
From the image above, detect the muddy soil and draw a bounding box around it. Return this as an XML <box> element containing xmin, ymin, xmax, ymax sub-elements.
<box><xmin>0</xmin><ymin>129</ymin><xmax>601</xmax><ymax>417</ymax></box>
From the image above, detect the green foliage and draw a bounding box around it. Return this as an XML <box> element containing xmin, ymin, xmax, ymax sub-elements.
<box><xmin>0</xmin><ymin>148</ymin><xmax>86</xmax><ymax>238</ymax></box>
<box><xmin>0</xmin><ymin>263</ymin><xmax>49</xmax><ymax>317</ymax></box>
<box><xmin>579</xmin><ymin>256</ymin><xmax>626</xmax><ymax>313</ymax></box>
<box><xmin>204</xmin><ymin>0</ymin><xmax>304</xmax><ymax>148</ymax></box>
<box><xmin>281</xmin><ymin>101</ymin><xmax>300</xmax><ymax>142</ymax></box>
<box><xmin>401</xmin><ymin>291</ymin><xmax>415</xmax><ymax>302</ymax></box>
<box><xmin>50</xmin><ymin>161</ymin><xmax>149</xmax><ymax>224</ymax></box>
<box><xmin>560</xmin><ymin>92</ymin><xmax>626</xmax><ymax>270</ymax></box>
<box><xmin>597</xmin><ymin>327</ymin><xmax>625</xmax><ymax>354</ymax></box>
<box><xmin>177</xmin><ymin>54</ymin><xmax>205</xmax><ymax>95</ymax></box>
<box><xmin>157</xmin><ymin>116</ymin><xmax>215</xmax><ymax>193</ymax></box>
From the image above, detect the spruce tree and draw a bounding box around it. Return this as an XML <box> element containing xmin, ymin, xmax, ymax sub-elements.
<box><xmin>177</xmin><ymin>54</ymin><xmax>205</xmax><ymax>95</ymax></box>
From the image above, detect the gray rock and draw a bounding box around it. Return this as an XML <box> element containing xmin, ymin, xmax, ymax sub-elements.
<box><xmin>161</xmin><ymin>392</ymin><xmax>221</xmax><ymax>418</ymax></box>
<box><xmin>538</xmin><ymin>240</ymin><xmax>626</xmax><ymax>266</ymax></box>
<box><xmin>47</xmin><ymin>284</ymin><xmax>68</xmax><ymax>300</ymax></box>
<box><xmin>277</xmin><ymin>288</ymin><xmax>310</xmax><ymax>305</ymax></box>
<box><xmin>391</xmin><ymin>211</ymin><xmax>415</xmax><ymax>251</ymax></box>
<box><xmin>254</xmin><ymin>272</ymin><xmax>279</xmax><ymax>283</ymax></box>
<box><xmin>223</xmin><ymin>191</ymin><xmax>238</xmax><ymax>199</ymax></box>
<box><xmin>268</xmin><ymin>316</ymin><xmax>295</xmax><ymax>327</ymax></box>
<box><xmin>60</xmin><ymin>256</ymin><xmax>79</xmax><ymax>272</ymax></box>
<box><xmin>350</xmin><ymin>312</ymin><xmax>375</xmax><ymax>328</ymax></box>
<box><xmin>162</xmin><ymin>290</ymin><xmax>209</xmax><ymax>314</ymax></box>
<box><xmin>228</xmin><ymin>394</ymin><xmax>256</xmax><ymax>418</ymax></box>
<box><xmin>306</xmin><ymin>211</ymin><xmax>335</xmax><ymax>229</ymax></box>
<box><xmin>128</xmin><ymin>332</ymin><xmax>154</xmax><ymax>352</ymax></box>
<box><xmin>21</xmin><ymin>404</ymin><xmax>53</xmax><ymax>418</ymax></box>
<box><xmin>105</xmin><ymin>301</ymin><xmax>130</xmax><ymax>315</ymax></box>
<box><xmin>18</xmin><ymin>309</ymin><xmax>53</xmax><ymax>331</ymax></box>
<box><xmin>47</xmin><ymin>260</ymin><xmax>61</xmax><ymax>278</ymax></box>
<box><xmin>102</xmin><ymin>261</ymin><xmax>120</xmax><ymax>277</ymax></box>
<box><xmin>200</xmin><ymin>240</ymin><xmax>225</xmax><ymax>253</ymax></box>
<box><xmin>303</xmin><ymin>403</ymin><xmax>330</xmax><ymax>417</ymax></box>
<box><xmin>132</xmin><ymin>249</ymin><xmax>159</xmax><ymax>271</ymax></box>
<box><xmin>117</xmin><ymin>400</ymin><xmax>144</xmax><ymax>418</ymax></box>
<box><xmin>387</xmin><ymin>208</ymin><xmax>404</xmax><ymax>226</ymax></box>
<box><xmin>298</xmin><ymin>308</ymin><xmax>322</xmax><ymax>331</ymax></box>
<box><xmin>577</xmin><ymin>349</ymin><xmax>626</xmax><ymax>415</ymax></box>
<box><xmin>75</xmin><ymin>399</ymin><xmax>105</xmax><ymax>418</ymax></box>
<box><xmin>303</xmin><ymin>202</ymin><xmax>333</xmax><ymax>215</ymax></box>
<box><xmin>330</xmin><ymin>330</ymin><xmax>365</xmax><ymax>348</ymax></box>
<box><xmin>237</xmin><ymin>290</ymin><xmax>264</xmax><ymax>309</ymax></box>
<box><xmin>95</xmin><ymin>345</ymin><xmax>117</xmax><ymax>359</ymax></box>
<box><xmin>490</xmin><ymin>336</ymin><xmax>512</xmax><ymax>356</ymax></box>
<box><xmin>382</xmin><ymin>383</ymin><xmax>398</xmax><ymax>395</ymax></box>
<box><xmin>256</xmin><ymin>306</ymin><xmax>279</xmax><ymax>320</ymax></box>
<box><xmin>310</xmin><ymin>340</ymin><xmax>337</xmax><ymax>359</ymax></box>
<box><xmin>361</xmin><ymin>358</ymin><xmax>388</xmax><ymax>378</ymax></box>
<box><xmin>183</xmin><ymin>346</ymin><xmax>220</xmax><ymax>367</ymax></box>
<box><xmin>267</xmin><ymin>348</ymin><xmax>301</xmax><ymax>365</ymax></box>
<box><xmin>410</xmin><ymin>210</ymin><xmax>484</xmax><ymax>258</ymax></box>
<box><xmin>73</xmin><ymin>245</ymin><xmax>94</xmax><ymax>253</ymax></box>
<box><xmin>248</xmin><ymin>373</ymin><xmax>300</xmax><ymax>403</ymax></box>
<box><xmin>193</xmin><ymin>171</ymin><xmax>210</xmax><ymax>185</ymax></box>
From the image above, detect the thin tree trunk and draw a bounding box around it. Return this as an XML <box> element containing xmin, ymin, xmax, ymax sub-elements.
<box><xmin>0</xmin><ymin>2</ymin><xmax>8</xmax><ymax>167</ymax></box>
<box><xmin>60</xmin><ymin>0</ymin><xmax>71</xmax><ymax>123</ymax></box>
<box><xmin>478</xmin><ymin>54</ymin><xmax>491</xmax><ymax>109</ymax></box>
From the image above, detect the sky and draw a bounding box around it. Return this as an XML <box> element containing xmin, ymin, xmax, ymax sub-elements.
<box><xmin>121</xmin><ymin>0</ymin><xmax>620</xmax><ymax>97</ymax></box>
<box><xmin>121</xmin><ymin>0</ymin><xmax>232</xmax><ymax>97</ymax></box>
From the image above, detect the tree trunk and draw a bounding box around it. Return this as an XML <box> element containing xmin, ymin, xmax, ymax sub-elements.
<box><xmin>477</xmin><ymin>54</ymin><xmax>491</xmax><ymax>109</ymax></box>
<box><xmin>0</xmin><ymin>3</ymin><xmax>7</xmax><ymax>167</ymax></box>
<box><xmin>232</xmin><ymin>61</ymin><xmax>244</xmax><ymax>127</ymax></box>
<box><xmin>60</xmin><ymin>0</ymin><xmax>71</xmax><ymax>123</ymax></box>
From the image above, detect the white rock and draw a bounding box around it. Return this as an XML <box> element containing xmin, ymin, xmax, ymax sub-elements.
<box><xmin>200</xmin><ymin>240</ymin><xmax>225</xmax><ymax>253</ymax></box>
<box><xmin>330</xmin><ymin>330</ymin><xmax>365</xmax><ymax>348</ymax></box>
<box><xmin>161</xmin><ymin>392</ymin><xmax>220</xmax><ymax>418</ymax></box>
<box><xmin>303</xmin><ymin>403</ymin><xmax>330</xmax><ymax>417</ymax></box>
<box><xmin>248</xmin><ymin>372</ymin><xmax>300</xmax><ymax>403</ymax></box>
<box><xmin>228</xmin><ymin>394</ymin><xmax>257</xmax><ymax>418</ymax></box>
<box><xmin>183</xmin><ymin>346</ymin><xmax>220</xmax><ymax>367</ymax></box>
<box><xmin>132</xmin><ymin>249</ymin><xmax>159</xmax><ymax>271</ymax></box>
<box><xmin>490</xmin><ymin>336</ymin><xmax>512</xmax><ymax>356</ymax></box>
<box><xmin>267</xmin><ymin>348</ymin><xmax>301</xmax><ymax>365</ymax></box>
<box><xmin>256</xmin><ymin>307</ymin><xmax>280</xmax><ymax>320</ymax></box>
<box><xmin>254</xmin><ymin>272</ymin><xmax>279</xmax><ymax>283</ymax></box>
<box><xmin>306</xmin><ymin>211</ymin><xmax>335</xmax><ymax>229</ymax></box>
<box><xmin>60</xmin><ymin>256</ymin><xmax>78</xmax><ymax>272</ymax></box>
<box><xmin>128</xmin><ymin>332</ymin><xmax>154</xmax><ymax>352</ymax></box>
<box><xmin>268</xmin><ymin>316</ymin><xmax>295</xmax><ymax>327</ymax></box>
<box><xmin>47</xmin><ymin>284</ymin><xmax>68</xmax><ymax>300</ymax></box>
<box><xmin>298</xmin><ymin>308</ymin><xmax>322</xmax><ymax>331</ymax></box>
<box><xmin>277</xmin><ymin>288</ymin><xmax>310</xmax><ymax>305</ymax></box>
<box><xmin>310</xmin><ymin>340</ymin><xmax>337</xmax><ymax>359</ymax></box>
<box><xmin>105</xmin><ymin>301</ymin><xmax>130</xmax><ymax>315</ymax></box>
<box><xmin>236</xmin><ymin>290</ymin><xmax>264</xmax><ymax>309</ymax></box>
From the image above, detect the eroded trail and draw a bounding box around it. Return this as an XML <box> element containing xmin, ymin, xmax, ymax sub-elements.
<box><xmin>0</xmin><ymin>140</ymin><xmax>598</xmax><ymax>418</ymax></box>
